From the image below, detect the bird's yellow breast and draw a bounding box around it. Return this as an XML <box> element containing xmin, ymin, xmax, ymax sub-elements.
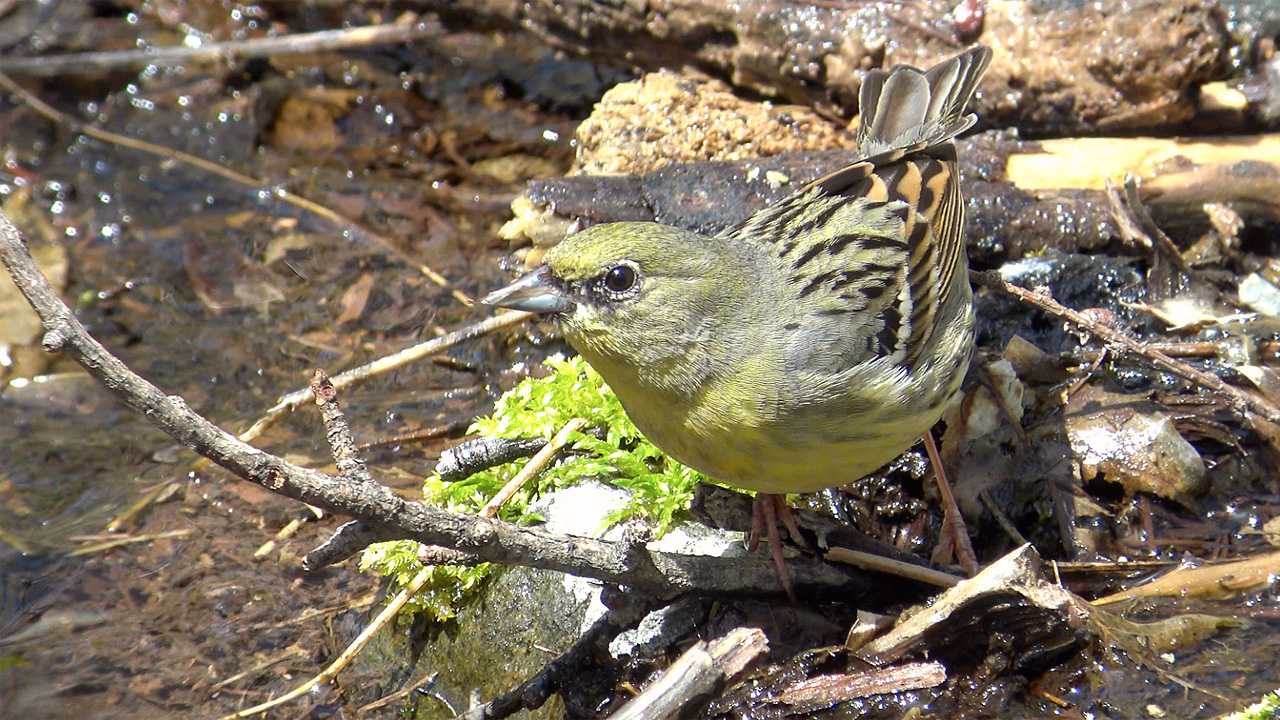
<box><xmin>590</xmin><ymin>341</ymin><xmax>965</xmax><ymax>495</ymax></box>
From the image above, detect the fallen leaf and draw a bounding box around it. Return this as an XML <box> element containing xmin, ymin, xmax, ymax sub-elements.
<box><xmin>335</xmin><ymin>272</ymin><xmax>375</xmax><ymax>324</ymax></box>
<box><xmin>183</xmin><ymin>235</ymin><xmax>286</xmax><ymax>313</ymax></box>
<box><xmin>0</xmin><ymin>242</ymin><xmax>67</xmax><ymax>346</ymax></box>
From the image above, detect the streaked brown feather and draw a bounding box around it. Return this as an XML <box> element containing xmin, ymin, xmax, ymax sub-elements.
<box><xmin>715</xmin><ymin>46</ymin><xmax>990</xmax><ymax>371</ymax></box>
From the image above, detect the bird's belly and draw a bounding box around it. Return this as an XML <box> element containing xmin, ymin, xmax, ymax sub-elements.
<box><xmin>603</xmin><ymin>314</ymin><xmax>972</xmax><ymax>496</ymax></box>
<box><xmin>623</xmin><ymin>395</ymin><xmax>942</xmax><ymax>495</ymax></box>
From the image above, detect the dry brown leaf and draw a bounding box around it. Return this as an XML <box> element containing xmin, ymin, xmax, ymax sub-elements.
<box><xmin>335</xmin><ymin>272</ymin><xmax>375</xmax><ymax>324</ymax></box>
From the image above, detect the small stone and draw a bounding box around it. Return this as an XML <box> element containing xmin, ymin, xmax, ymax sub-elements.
<box><xmin>764</xmin><ymin>170</ymin><xmax>790</xmax><ymax>189</ymax></box>
<box><xmin>1066</xmin><ymin>387</ymin><xmax>1207</xmax><ymax>506</ymax></box>
<box><xmin>573</xmin><ymin>69</ymin><xmax>854</xmax><ymax>176</ymax></box>
<box><xmin>1239</xmin><ymin>273</ymin><xmax>1280</xmax><ymax>316</ymax></box>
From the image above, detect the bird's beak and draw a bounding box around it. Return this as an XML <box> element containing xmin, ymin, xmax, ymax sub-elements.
<box><xmin>481</xmin><ymin>266</ymin><xmax>575</xmax><ymax>314</ymax></box>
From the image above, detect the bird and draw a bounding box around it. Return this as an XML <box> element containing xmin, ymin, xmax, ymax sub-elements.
<box><xmin>483</xmin><ymin>46</ymin><xmax>993</xmax><ymax>596</ymax></box>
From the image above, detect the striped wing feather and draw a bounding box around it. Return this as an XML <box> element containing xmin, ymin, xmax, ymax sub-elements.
<box><xmin>717</xmin><ymin>46</ymin><xmax>986</xmax><ymax>372</ymax></box>
<box><xmin>720</xmin><ymin>148</ymin><xmax>965</xmax><ymax>372</ymax></box>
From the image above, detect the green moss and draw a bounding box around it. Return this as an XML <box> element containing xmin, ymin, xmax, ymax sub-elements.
<box><xmin>1223</xmin><ymin>691</ymin><xmax>1280</xmax><ymax>720</ymax></box>
<box><xmin>360</xmin><ymin>355</ymin><xmax>706</xmax><ymax>621</ymax></box>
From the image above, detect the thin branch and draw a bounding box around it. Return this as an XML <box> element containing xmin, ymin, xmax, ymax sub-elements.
<box><xmin>970</xmin><ymin>270</ymin><xmax>1280</xmax><ymax>423</ymax></box>
<box><xmin>0</xmin><ymin>211</ymin><xmax>862</xmax><ymax>599</ymax></box>
<box><xmin>358</xmin><ymin>671</ymin><xmax>441</xmax><ymax>714</ymax></box>
<box><xmin>0</xmin><ymin>69</ymin><xmax>472</xmax><ymax>305</ymax></box>
<box><xmin>104</xmin><ymin>480</ymin><xmax>178</xmax><ymax>531</ymax></box>
<box><xmin>310</xmin><ymin>370</ymin><xmax>373</xmax><ymax>485</ymax></box>
<box><xmin>480</xmin><ymin>418</ymin><xmax>585</xmax><ymax>518</ymax></box>
<box><xmin>437</xmin><ymin>436</ymin><xmax>548</xmax><ymax>482</ymax></box>
<box><xmin>302</xmin><ymin>520</ymin><xmax>385</xmax><ymax>570</ymax></box>
<box><xmin>979</xmin><ymin>489</ymin><xmax>1029</xmax><ymax>547</ymax></box>
<box><xmin>824</xmin><ymin>547</ymin><xmax>961</xmax><ymax>588</ymax></box>
<box><xmin>774</xmin><ymin>661</ymin><xmax>947</xmax><ymax>707</ymax></box>
<box><xmin>211</xmin><ymin>647</ymin><xmax>308</xmax><ymax>693</ymax></box>
<box><xmin>67</xmin><ymin>529</ymin><xmax>192</xmax><ymax>556</ymax></box>
<box><xmin>0</xmin><ymin>21</ymin><xmax>439</xmax><ymax>77</ymax></box>
<box><xmin>232</xmin><ymin>310</ymin><xmax>532</xmax><ymax>450</ymax></box>
<box><xmin>1106</xmin><ymin>175</ymin><xmax>1192</xmax><ymax>276</ymax></box>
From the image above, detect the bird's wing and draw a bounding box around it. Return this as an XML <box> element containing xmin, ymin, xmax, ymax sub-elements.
<box><xmin>717</xmin><ymin>47</ymin><xmax>987</xmax><ymax>374</ymax></box>
<box><xmin>720</xmin><ymin>144</ymin><xmax>964</xmax><ymax>374</ymax></box>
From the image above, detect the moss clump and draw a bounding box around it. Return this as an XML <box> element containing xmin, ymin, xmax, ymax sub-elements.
<box><xmin>360</xmin><ymin>355</ymin><xmax>705</xmax><ymax>620</ymax></box>
<box><xmin>1223</xmin><ymin>691</ymin><xmax>1280</xmax><ymax>720</ymax></box>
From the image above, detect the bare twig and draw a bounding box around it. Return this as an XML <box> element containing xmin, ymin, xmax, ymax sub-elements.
<box><xmin>824</xmin><ymin>547</ymin><xmax>961</xmax><ymax>588</ymax></box>
<box><xmin>0</xmin><ymin>21</ymin><xmax>439</xmax><ymax>77</ymax></box>
<box><xmin>310</xmin><ymin>370</ymin><xmax>373</xmax><ymax>485</ymax></box>
<box><xmin>1052</xmin><ymin>559</ymin><xmax>1175</xmax><ymax>574</ymax></box>
<box><xmin>1092</xmin><ymin>549</ymin><xmax>1280</xmax><ymax>606</ymax></box>
<box><xmin>480</xmin><ymin>418</ymin><xmax>586</xmax><ymax>518</ymax></box>
<box><xmin>104</xmin><ymin>480</ymin><xmax>178</xmax><ymax>532</ymax></box>
<box><xmin>437</xmin><ymin>436</ymin><xmax>548</xmax><ymax>482</ymax></box>
<box><xmin>358</xmin><ymin>671</ymin><xmax>440</xmax><ymax>714</ymax></box>
<box><xmin>1062</xmin><ymin>346</ymin><xmax>1106</xmax><ymax>402</ymax></box>
<box><xmin>0</xmin><ymin>70</ymin><xmax>472</xmax><ymax>305</ymax></box>
<box><xmin>774</xmin><ymin>661</ymin><xmax>947</xmax><ymax>707</ymax></box>
<box><xmin>211</xmin><ymin>647</ymin><xmax>308</xmax><ymax>693</ymax></box>
<box><xmin>67</xmin><ymin>529</ymin><xmax>192</xmax><ymax>556</ymax></box>
<box><xmin>1106</xmin><ymin>176</ymin><xmax>1191</xmax><ymax>276</ymax></box>
<box><xmin>233</xmin><ymin>310</ymin><xmax>532</xmax><ymax>449</ymax></box>
<box><xmin>302</xmin><ymin>520</ymin><xmax>385</xmax><ymax>570</ymax></box>
<box><xmin>252</xmin><ymin>514</ymin><xmax>317</xmax><ymax>560</ymax></box>
<box><xmin>978</xmin><ymin>489</ymin><xmax>1029</xmax><ymax>547</ymax></box>
<box><xmin>971</xmin><ymin>270</ymin><xmax>1280</xmax><ymax>423</ymax></box>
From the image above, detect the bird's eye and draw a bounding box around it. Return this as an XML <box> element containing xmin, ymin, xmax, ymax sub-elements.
<box><xmin>603</xmin><ymin>264</ymin><xmax>638</xmax><ymax>294</ymax></box>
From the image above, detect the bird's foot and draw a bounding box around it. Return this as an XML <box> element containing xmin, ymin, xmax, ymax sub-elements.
<box><xmin>748</xmin><ymin>493</ymin><xmax>806</xmax><ymax>601</ymax></box>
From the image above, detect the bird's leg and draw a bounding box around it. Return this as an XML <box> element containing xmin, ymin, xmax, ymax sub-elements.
<box><xmin>748</xmin><ymin>498</ymin><xmax>765</xmax><ymax>551</ymax></box>
<box><xmin>774</xmin><ymin>497</ymin><xmax>807</xmax><ymax>550</ymax></box>
<box><xmin>750</xmin><ymin>493</ymin><xmax>797</xmax><ymax>601</ymax></box>
<box><xmin>923</xmin><ymin>429</ymin><xmax>979</xmax><ymax>576</ymax></box>
<box><xmin>748</xmin><ymin>494</ymin><xmax>806</xmax><ymax>548</ymax></box>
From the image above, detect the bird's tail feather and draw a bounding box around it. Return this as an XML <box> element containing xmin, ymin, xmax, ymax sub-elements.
<box><xmin>854</xmin><ymin>46</ymin><xmax>992</xmax><ymax>158</ymax></box>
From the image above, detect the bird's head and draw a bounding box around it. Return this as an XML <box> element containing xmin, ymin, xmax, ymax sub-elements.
<box><xmin>482</xmin><ymin>221</ymin><xmax>751</xmax><ymax>387</ymax></box>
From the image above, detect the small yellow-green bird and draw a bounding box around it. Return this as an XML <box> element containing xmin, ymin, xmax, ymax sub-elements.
<box><xmin>484</xmin><ymin>46</ymin><xmax>992</xmax><ymax>591</ymax></box>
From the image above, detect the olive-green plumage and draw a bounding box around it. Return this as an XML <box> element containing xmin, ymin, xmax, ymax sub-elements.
<box><xmin>485</xmin><ymin>47</ymin><xmax>992</xmax><ymax>496</ymax></box>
